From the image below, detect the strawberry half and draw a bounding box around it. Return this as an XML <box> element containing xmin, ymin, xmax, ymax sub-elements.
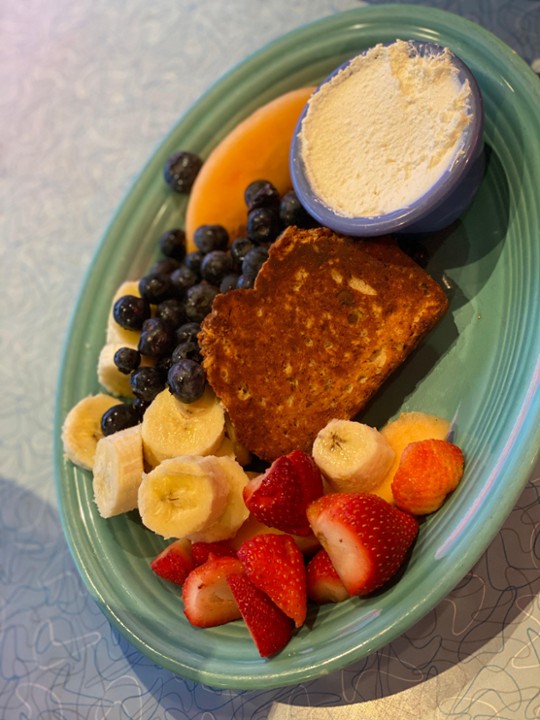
<box><xmin>237</xmin><ymin>533</ymin><xmax>307</xmax><ymax>627</ymax></box>
<box><xmin>243</xmin><ymin>450</ymin><xmax>323</xmax><ymax>535</ymax></box>
<box><xmin>306</xmin><ymin>548</ymin><xmax>350</xmax><ymax>605</ymax></box>
<box><xmin>191</xmin><ymin>540</ymin><xmax>236</xmax><ymax>566</ymax></box>
<box><xmin>150</xmin><ymin>539</ymin><xmax>194</xmax><ymax>586</ymax></box>
<box><xmin>391</xmin><ymin>438</ymin><xmax>465</xmax><ymax>515</ymax></box>
<box><xmin>307</xmin><ymin>492</ymin><xmax>418</xmax><ymax>596</ymax></box>
<box><xmin>227</xmin><ymin>573</ymin><xmax>294</xmax><ymax>657</ymax></box>
<box><xmin>182</xmin><ymin>555</ymin><xmax>244</xmax><ymax>627</ymax></box>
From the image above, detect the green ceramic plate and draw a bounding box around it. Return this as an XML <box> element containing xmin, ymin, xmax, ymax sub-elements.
<box><xmin>54</xmin><ymin>5</ymin><xmax>540</xmax><ymax>690</ymax></box>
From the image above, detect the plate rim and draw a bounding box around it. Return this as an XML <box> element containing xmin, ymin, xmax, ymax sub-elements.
<box><xmin>54</xmin><ymin>3</ymin><xmax>540</xmax><ymax>690</ymax></box>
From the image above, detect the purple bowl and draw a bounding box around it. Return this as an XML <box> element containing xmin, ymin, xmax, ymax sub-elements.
<box><xmin>290</xmin><ymin>41</ymin><xmax>485</xmax><ymax>236</ymax></box>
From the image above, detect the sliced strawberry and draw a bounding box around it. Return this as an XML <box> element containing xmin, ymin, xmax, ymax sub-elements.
<box><xmin>306</xmin><ymin>549</ymin><xmax>350</xmax><ymax>605</ymax></box>
<box><xmin>191</xmin><ymin>539</ymin><xmax>236</xmax><ymax>566</ymax></box>
<box><xmin>227</xmin><ymin>573</ymin><xmax>294</xmax><ymax>657</ymax></box>
<box><xmin>237</xmin><ymin>533</ymin><xmax>307</xmax><ymax>627</ymax></box>
<box><xmin>182</xmin><ymin>555</ymin><xmax>243</xmax><ymax>628</ymax></box>
<box><xmin>307</xmin><ymin>492</ymin><xmax>418</xmax><ymax>596</ymax></box>
<box><xmin>391</xmin><ymin>438</ymin><xmax>465</xmax><ymax>515</ymax></box>
<box><xmin>243</xmin><ymin>450</ymin><xmax>323</xmax><ymax>535</ymax></box>
<box><xmin>150</xmin><ymin>539</ymin><xmax>194</xmax><ymax>586</ymax></box>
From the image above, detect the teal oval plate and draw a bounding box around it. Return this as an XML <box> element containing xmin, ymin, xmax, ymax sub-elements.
<box><xmin>54</xmin><ymin>5</ymin><xmax>540</xmax><ymax>690</ymax></box>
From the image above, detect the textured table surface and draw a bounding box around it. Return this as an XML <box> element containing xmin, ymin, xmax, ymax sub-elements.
<box><xmin>2</xmin><ymin>1</ymin><xmax>539</xmax><ymax>718</ymax></box>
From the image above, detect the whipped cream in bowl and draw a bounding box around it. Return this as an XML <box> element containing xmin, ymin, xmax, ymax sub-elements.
<box><xmin>290</xmin><ymin>40</ymin><xmax>485</xmax><ymax>236</ymax></box>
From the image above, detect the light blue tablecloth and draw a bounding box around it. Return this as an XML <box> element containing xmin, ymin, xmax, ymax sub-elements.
<box><xmin>2</xmin><ymin>1</ymin><xmax>539</xmax><ymax>718</ymax></box>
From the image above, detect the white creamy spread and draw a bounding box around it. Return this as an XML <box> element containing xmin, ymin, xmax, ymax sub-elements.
<box><xmin>299</xmin><ymin>40</ymin><xmax>472</xmax><ymax>218</ymax></box>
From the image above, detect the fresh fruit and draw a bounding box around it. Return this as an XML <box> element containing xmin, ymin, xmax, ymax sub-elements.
<box><xmin>137</xmin><ymin>455</ymin><xmax>229</xmax><ymax>538</ymax></box>
<box><xmin>97</xmin><ymin>343</ymin><xmax>152</xmax><ymax>398</ymax></box>
<box><xmin>231</xmin><ymin>514</ymin><xmax>320</xmax><ymax>556</ymax></box>
<box><xmin>129</xmin><ymin>366</ymin><xmax>165</xmax><ymax>404</ymax></box>
<box><xmin>187</xmin><ymin>455</ymin><xmax>250</xmax><ymax>543</ymax></box>
<box><xmin>227</xmin><ymin>573</ymin><xmax>294</xmax><ymax>657</ymax></box>
<box><xmin>191</xmin><ymin>540</ymin><xmax>236</xmax><ymax>566</ymax></box>
<box><xmin>224</xmin><ymin>415</ymin><xmax>252</xmax><ymax>467</ymax></box>
<box><xmin>391</xmin><ymin>438</ymin><xmax>465</xmax><ymax>515</ymax></box>
<box><xmin>163</xmin><ymin>150</ymin><xmax>203</xmax><ymax>194</ymax></box>
<box><xmin>106</xmin><ymin>280</ymin><xmax>146</xmax><ymax>346</ymax></box>
<box><xmin>150</xmin><ymin>538</ymin><xmax>194</xmax><ymax>585</ymax></box>
<box><xmin>306</xmin><ymin>492</ymin><xmax>419</xmax><ymax>596</ymax></box>
<box><xmin>141</xmin><ymin>386</ymin><xmax>224</xmax><ymax>467</ymax></box>
<box><xmin>243</xmin><ymin>449</ymin><xmax>324</xmax><ymax>536</ymax></box>
<box><xmin>374</xmin><ymin>411</ymin><xmax>452</xmax><ymax>503</ymax></box>
<box><xmin>92</xmin><ymin>423</ymin><xmax>144</xmax><ymax>518</ymax></box>
<box><xmin>100</xmin><ymin>402</ymin><xmax>140</xmax><ymax>436</ymax></box>
<box><xmin>61</xmin><ymin>393</ymin><xmax>120</xmax><ymax>470</ymax></box>
<box><xmin>312</xmin><ymin>418</ymin><xmax>395</xmax><ymax>493</ymax></box>
<box><xmin>158</xmin><ymin>228</ymin><xmax>187</xmax><ymax>261</ymax></box>
<box><xmin>182</xmin><ymin>555</ymin><xmax>244</xmax><ymax>627</ymax></box>
<box><xmin>237</xmin><ymin>533</ymin><xmax>307</xmax><ymax>628</ymax></box>
<box><xmin>306</xmin><ymin>549</ymin><xmax>350</xmax><ymax>605</ymax></box>
<box><xmin>167</xmin><ymin>358</ymin><xmax>206</xmax><ymax>403</ymax></box>
<box><xmin>185</xmin><ymin>87</ymin><xmax>315</xmax><ymax>250</ymax></box>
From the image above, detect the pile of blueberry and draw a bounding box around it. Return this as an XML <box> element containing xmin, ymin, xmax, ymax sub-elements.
<box><xmin>101</xmin><ymin>151</ymin><xmax>318</xmax><ymax>436</ymax></box>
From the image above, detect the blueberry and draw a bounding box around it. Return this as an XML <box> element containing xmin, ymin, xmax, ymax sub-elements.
<box><xmin>159</xmin><ymin>228</ymin><xmax>186</xmax><ymax>262</ymax></box>
<box><xmin>220</xmin><ymin>272</ymin><xmax>239</xmax><ymax>293</ymax></box>
<box><xmin>168</xmin><ymin>359</ymin><xmax>206</xmax><ymax>403</ymax></box>
<box><xmin>133</xmin><ymin>396</ymin><xmax>151</xmax><ymax>419</ymax></box>
<box><xmin>244</xmin><ymin>180</ymin><xmax>280</xmax><ymax>210</ymax></box>
<box><xmin>230</xmin><ymin>236</ymin><xmax>254</xmax><ymax>270</ymax></box>
<box><xmin>139</xmin><ymin>272</ymin><xmax>173</xmax><ymax>304</ymax></box>
<box><xmin>193</xmin><ymin>224</ymin><xmax>229</xmax><ymax>254</ymax></box>
<box><xmin>113</xmin><ymin>295</ymin><xmax>151</xmax><ymax>331</ymax></box>
<box><xmin>138</xmin><ymin>318</ymin><xmax>176</xmax><ymax>358</ymax></box>
<box><xmin>130</xmin><ymin>366</ymin><xmax>165</xmax><ymax>404</ymax></box>
<box><xmin>236</xmin><ymin>274</ymin><xmax>255</xmax><ymax>290</ymax></box>
<box><xmin>101</xmin><ymin>403</ymin><xmax>140</xmax><ymax>436</ymax></box>
<box><xmin>170</xmin><ymin>265</ymin><xmax>199</xmax><ymax>297</ymax></box>
<box><xmin>200</xmin><ymin>250</ymin><xmax>234</xmax><ymax>285</ymax></box>
<box><xmin>163</xmin><ymin>151</ymin><xmax>203</xmax><ymax>193</ymax></box>
<box><xmin>184</xmin><ymin>283</ymin><xmax>218</xmax><ymax>322</ymax></box>
<box><xmin>247</xmin><ymin>206</ymin><xmax>282</xmax><ymax>244</ymax></box>
<box><xmin>184</xmin><ymin>250</ymin><xmax>204</xmax><ymax>276</ymax></box>
<box><xmin>242</xmin><ymin>246</ymin><xmax>269</xmax><ymax>278</ymax></box>
<box><xmin>279</xmin><ymin>190</ymin><xmax>316</xmax><ymax>228</ymax></box>
<box><xmin>113</xmin><ymin>346</ymin><xmax>141</xmax><ymax>374</ymax></box>
<box><xmin>155</xmin><ymin>298</ymin><xmax>186</xmax><ymax>328</ymax></box>
<box><xmin>149</xmin><ymin>257</ymin><xmax>182</xmax><ymax>276</ymax></box>
<box><xmin>171</xmin><ymin>340</ymin><xmax>202</xmax><ymax>364</ymax></box>
<box><xmin>175</xmin><ymin>321</ymin><xmax>201</xmax><ymax>345</ymax></box>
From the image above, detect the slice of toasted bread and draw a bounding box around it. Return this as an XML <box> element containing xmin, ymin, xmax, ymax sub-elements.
<box><xmin>199</xmin><ymin>226</ymin><xmax>448</xmax><ymax>461</ymax></box>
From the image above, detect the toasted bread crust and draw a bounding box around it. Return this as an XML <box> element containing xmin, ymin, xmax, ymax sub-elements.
<box><xmin>199</xmin><ymin>226</ymin><xmax>448</xmax><ymax>461</ymax></box>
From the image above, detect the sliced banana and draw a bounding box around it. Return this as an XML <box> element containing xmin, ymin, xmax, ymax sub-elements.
<box><xmin>106</xmin><ymin>280</ymin><xmax>143</xmax><ymax>346</ymax></box>
<box><xmin>61</xmin><ymin>393</ymin><xmax>120</xmax><ymax>471</ymax></box>
<box><xmin>188</xmin><ymin>456</ymin><xmax>250</xmax><ymax>543</ymax></box>
<box><xmin>97</xmin><ymin>342</ymin><xmax>154</xmax><ymax>397</ymax></box>
<box><xmin>93</xmin><ymin>424</ymin><xmax>144</xmax><ymax>518</ymax></box>
<box><xmin>138</xmin><ymin>455</ymin><xmax>230</xmax><ymax>538</ymax></box>
<box><xmin>141</xmin><ymin>386</ymin><xmax>225</xmax><ymax>468</ymax></box>
<box><xmin>224</xmin><ymin>414</ymin><xmax>252</xmax><ymax>467</ymax></box>
<box><xmin>312</xmin><ymin>418</ymin><xmax>395</xmax><ymax>493</ymax></box>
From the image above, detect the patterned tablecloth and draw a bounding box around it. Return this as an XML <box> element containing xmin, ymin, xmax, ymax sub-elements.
<box><xmin>2</xmin><ymin>1</ymin><xmax>539</xmax><ymax>718</ymax></box>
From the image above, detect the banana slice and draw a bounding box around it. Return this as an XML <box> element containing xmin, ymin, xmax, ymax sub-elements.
<box><xmin>97</xmin><ymin>342</ymin><xmax>154</xmax><ymax>397</ymax></box>
<box><xmin>312</xmin><ymin>418</ymin><xmax>395</xmax><ymax>493</ymax></box>
<box><xmin>224</xmin><ymin>414</ymin><xmax>252</xmax><ymax>467</ymax></box>
<box><xmin>138</xmin><ymin>455</ymin><xmax>230</xmax><ymax>538</ymax></box>
<box><xmin>61</xmin><ymin>393</ymin><xmax>120</xmax><ymax>471</ymax></box>
<box><xmin>141</xmin><ymin>387</ymin><xmax>225</xmax><ymax>467</ymax></box>
<box><xmin>93</xmin><ymin>424</ymin><xmax>144</xmax><ymax>518</ymax></box>
<box><xmin>188</xmin><ymin>455</ymin><xmax>250</xmax><ymax>542</ymax></box>
<box><xmin>106</xmin><ymin>280</ymin><xmax>143</xmax><ymax>346</ymax></box>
